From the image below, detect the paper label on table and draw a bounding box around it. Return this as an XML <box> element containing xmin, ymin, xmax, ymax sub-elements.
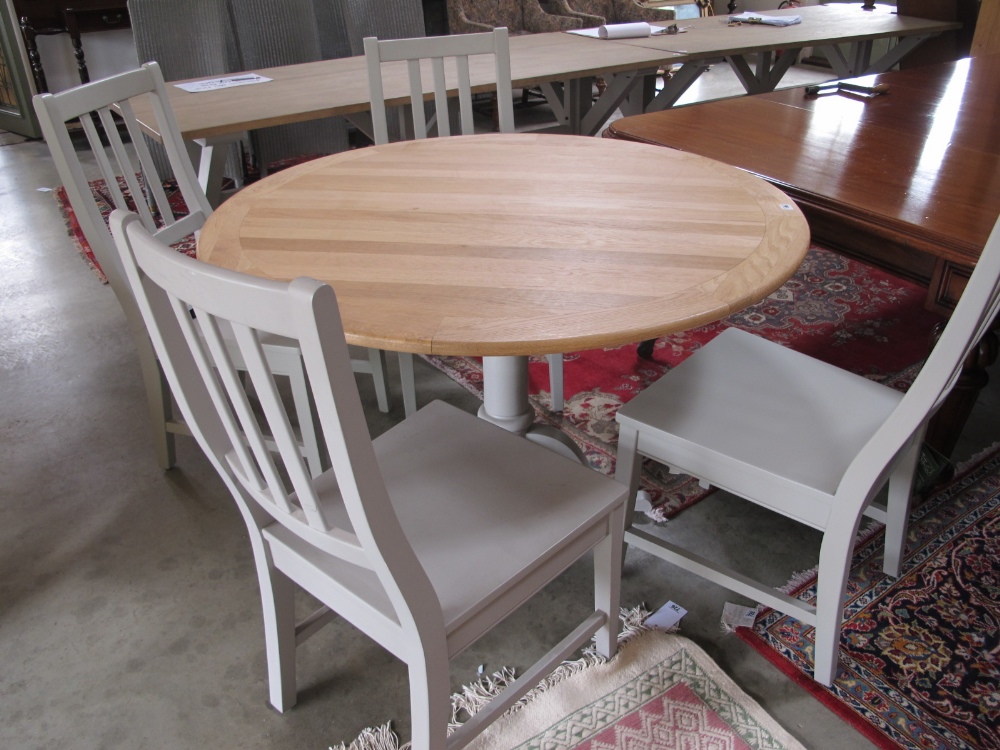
<box><xmin>728</xmin><ymin>13</ymin><xmax>801</xmax><ymax>27</ymax></box>
<box><xmin>174</xmin><ymin>74</ymin><xmax>272</xmax><ymax>93</ymax></box>
<box><xmin>646</xmin><ymin>600</ymin><xmax>688</xmax><ymax>631</ymax></box>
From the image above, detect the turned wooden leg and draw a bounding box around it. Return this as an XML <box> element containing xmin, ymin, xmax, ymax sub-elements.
<box><xmin>20</xmin><ymin>21</ymin><xmax>50</xmax><ymax>93</ymax></box>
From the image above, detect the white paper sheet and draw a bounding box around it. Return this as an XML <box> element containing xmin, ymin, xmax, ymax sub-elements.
<box><xmin>174</xmin><ymin>74</ymin><xmax>272</xmax><ymax>93</ymax></box>
<box><xmin>600</xmin><ymin>21</ymin><xmax>654</xmax><ymax>39</ymax></box>
<box><xmin>567</xmin><ymin>22</ymin><xmax>672</xmax><ymax>39</ymax></box>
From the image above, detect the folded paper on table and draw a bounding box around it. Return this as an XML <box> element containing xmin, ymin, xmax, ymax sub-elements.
<box><xmin>567</xmin><ymin>22</ymin><xmax>668</xmax><ymax>39</ymax></box>
<box><xmin>728</xmin><ymin>13</ymin><xmax>802</xmax><ymax>26</ymax></box>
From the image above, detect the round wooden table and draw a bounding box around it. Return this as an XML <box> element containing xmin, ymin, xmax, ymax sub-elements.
<box><xmin>198</xmin><ymin>133</ymin><xmax>810</xmax><ymax>458</ymax></box>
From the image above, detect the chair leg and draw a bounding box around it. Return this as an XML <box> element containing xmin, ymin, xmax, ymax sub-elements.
<box><xmin>593</xmin><ymin>504</ymin><xmax>625</xmax><ymax>659</ymax></box>
<box><xmin>367</xmin><ymin>348</ymin><xmax>391</xmax><ymax>413</ymax></box>
<box><xmin>259</xmin><ymin>558</ymin><xmax>298</xmax><ymax>712</ymax></box>
<box><xmin>136</xmin><ymin>334</ymin><xmax>177</xmax><ymax>469</ymax></box>
<box><xmin>813</xmin><ymin>528</ymin><xmax>858</xmax><ymax>686</ymax></box>
<box><xmin>615</xmin><ymin>426</ymin><xmax>643</xmax><ymax>529</ymax></box>
<box><xmin>637</xmin><ymin>339</ymin><xmax>656</xmax><ymax>360</ymax></box>
<box><xmin>883</xmin><ymin>437</ymin><xmax>921</xmax><ymax>578</ymax></box>
<box><xmin>547</xmin><ymin>353</ymin><xmax>564</xmax><ymax>412</ymax></box>
<box><xmin>399</xmin><ymin>352</ymin><xmax>417</xmax><ymax>417</ymax></box>
<box><xmin>287</xmin><ymin>356</ymin><xmax>325</xmax><ymax>478</ymax></box>
<box><xmin>407</xmin><ymin>656</ymin><xmax>451</xmax><ymax>750</ymax></box>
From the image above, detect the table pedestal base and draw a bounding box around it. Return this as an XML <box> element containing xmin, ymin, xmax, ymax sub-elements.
<box><xmin>478</xmin><ymin>356</ymin><xmax>585</xmax><ymax>463</ymax></box>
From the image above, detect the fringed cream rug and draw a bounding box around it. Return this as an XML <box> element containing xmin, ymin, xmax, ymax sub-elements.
<box><xmin>334</xmin><ymin>616</ymin><xmax>805</xmax><ymax>750</ymax></box>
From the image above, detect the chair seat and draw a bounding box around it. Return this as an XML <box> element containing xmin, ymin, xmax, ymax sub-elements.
<box><xmin>265</xmin><ymin>400</ymin><xmax>624</xmax><ymax>656</ymax></box>
<box><xmin>616</xmin><ymin>328</ymin><xmax>904</xmax><ymax>526</ymax></box>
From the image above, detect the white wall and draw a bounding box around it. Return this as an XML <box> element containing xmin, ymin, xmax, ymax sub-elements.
<box><xmin>31</xmin><ymin>28</ymin><xmax>138</xmax><ymax>93</ymax></box>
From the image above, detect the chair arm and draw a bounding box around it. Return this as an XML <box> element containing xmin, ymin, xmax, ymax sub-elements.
<box><xmin>522</xmin><ymin>0</ymin><xmax>584</xmax><ymax>31</ymax></box>
<box><xmin>544</xmin><ymin>0</ymin><xmax>606</xmax><ymax>27</ymax></box>
<box><xmin>614</xmin><ymin>0</ymin><xmax>677</xmax><ymax>22</ymax></box>
<box><xmin>447</xmin><ymin>2</ymin><xmax>500</xmax><ymax>34</ymax></box>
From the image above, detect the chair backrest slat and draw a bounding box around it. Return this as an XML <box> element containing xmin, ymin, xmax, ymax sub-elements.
<box><xmin>456</xmin><ymin>55</ymin><xmax>475</xmax><ymax>137</ymax></box>
<box><xmin>365</xmin><ymin>27</ymin><xmax>514</xmax><ymax>145</ymax></box>
<box><xmin>228</xmin><ymin>320</ymin><xmax>326</xmax><ymax>524</ymax></box>
<box><xmin>96</xmin><ymin>107</ymin><xmax>162</xmax><ymax>232</ymax></box>
<box><xmin>430</xmin><ymin>57</ymin><xmax>450</xmax><ymax>137</ymax></box>
<box><xmin>189</xmin><ymin>306</ymin><xmax>289</xmax><ymax>503</ymax></box>
<box><xmin>406</xmin><ymin>58</ymin><xmax>429</xmax><ymax>139</ymax></box>
<box><xmin>113</xmin><ymin>100</ymin><xmax>177</xmax><ymax>229</ymax></box>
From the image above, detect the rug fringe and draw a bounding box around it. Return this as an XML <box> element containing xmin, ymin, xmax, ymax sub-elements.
<box><xmin>954</xmin><ymin>440</ymin><xmax>1000</xmax><ymax>475</ymax></box>
<box><xmin>336</xmin><ymin>606</ymin><xmax>655</xmax><ymax>748</ymax></box>
<box><xmin>329</xmin><ymin>722</ymin><xmax>408</xmax><ymax>750</ymax></box>
<box><xmin>450</xmin><ymin>605</ymin><xmax>654</xmax><ymax>724</ymax></box>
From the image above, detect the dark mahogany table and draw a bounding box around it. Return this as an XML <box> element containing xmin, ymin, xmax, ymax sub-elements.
<box><xmin>606</xmin><ymin>54</ymin><xmax>1000</xmax><ymax>456</ymax></box>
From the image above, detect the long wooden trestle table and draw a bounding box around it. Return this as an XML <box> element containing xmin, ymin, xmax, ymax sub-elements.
<box><xmin>197</xmin><ymin>133</ymin><xmax>810</xmax><ymax>460</ymax></box>
<box><xmin>131</xmin><ymin>3</ymin><xmax>958</xmax><ymax>204</ymax></box>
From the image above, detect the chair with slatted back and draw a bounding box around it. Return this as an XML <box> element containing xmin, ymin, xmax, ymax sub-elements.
<box><xmin>364</xmin><ymin>27</ymin><xmax>566</xmax><ymax>414</ymax></box>
<box><xmin>108</xmin><ymin>208</ymin><xmax>626</xmax><ymax>747</ymax></box>
<box><xmin>615</xmin><ymin>213</ymin><xmax>1000</xmax><ymax>686</ymax></box>
<box><xmin>32</xmin><ymin>63</ymin><xmax>384</xmax><ymax>474</ymax></box>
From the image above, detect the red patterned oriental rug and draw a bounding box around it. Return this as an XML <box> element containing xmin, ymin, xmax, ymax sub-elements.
<box><xmin>425</xmin><ymin>245</ymin><xmax>944</xmax><ymax>519</ymax></box>
<box><xmin>55</xmin><ymin>176</ymin><xmax>196</xmax><ymax>284</ymax></box>
<box><xmin>737</xmin><ymin>445</ymin><xmax>1000</xmax><ymax>750</ymax></box>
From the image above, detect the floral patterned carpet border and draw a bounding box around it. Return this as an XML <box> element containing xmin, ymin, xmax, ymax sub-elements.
<box><xmin>424</xmin><ymin>244</ymin><xmax>943</xmax><ymax>520</ymax></box>
<box><xmin>737</xmin><ymin>444</ymin><xmax>1000</xmax><ymax>750</ymax></box>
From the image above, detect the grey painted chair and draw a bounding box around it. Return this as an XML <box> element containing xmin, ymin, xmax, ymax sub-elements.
<box><xmin>364</xmin><ymin>27</ymin><xmax>566</xmax><ymax>415</ymax></box>
<box><xmin>109</xmin><ymin>208</ymin><xmax>626</xmax><ymax>746</ymax></box>
<box><xmin>33</xmin><ymin>63</ymin><xmax>324</xmax><ymax>473</ymax></box>
<box><xmin>616</xmin><ymin>212</ymin><xmax>1000</xmax><ymax>686</ymax></box>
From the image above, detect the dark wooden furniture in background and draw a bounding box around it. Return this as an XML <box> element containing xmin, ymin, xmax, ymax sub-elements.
<box><xmin>606</xmin><ymin>54</ymin><xmax>1000</xmax><ymax>457</ymax></box>
<box><xmin>895</xmin><ymin>0</ymin><xmax>979</xmax><ymax>66</ymax></box>
<box><xmin>13</xmin><ymin>0</ymin><xmax>130</xmax><ymax>93</ymax></box>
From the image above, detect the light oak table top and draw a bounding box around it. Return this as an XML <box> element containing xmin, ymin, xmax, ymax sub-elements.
<box><xmin>198</xmin><ymin>133</ymin><xmax>810</xmax><ymax>357</ymax></box>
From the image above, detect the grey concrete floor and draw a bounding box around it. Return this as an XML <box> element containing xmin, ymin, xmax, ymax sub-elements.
<box><xmin>3</xmin><ymin>63</ymin><xmax>1000</xmax><ymax>750</ymax></box>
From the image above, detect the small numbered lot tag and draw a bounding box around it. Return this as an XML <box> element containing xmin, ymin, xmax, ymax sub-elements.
<box><xmin>779</xmin><ymin>203</ymin><xmax>795</xmax><ymax>211</ymax></box>
<box><xmin>721</xmin><ymin>602</ymin><xmax>761</xmax><ymax>631</ymax></box>
<box><xmin>646</xmin><ymin>600</ymin><xmax>688</xmax><ymax>631</ymax></box>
